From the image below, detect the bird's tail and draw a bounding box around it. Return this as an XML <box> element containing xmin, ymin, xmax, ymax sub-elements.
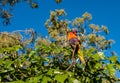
<box><xmin>77</xmin><ymin>45</ymin><xmax>86</xmax><ymax>66</ymax></box>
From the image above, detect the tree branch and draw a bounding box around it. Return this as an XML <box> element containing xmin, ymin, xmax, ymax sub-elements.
<box><xmin>66</xmin><ymin>45</ymin><xmax>76</xmax><ymax>71</ymax></box>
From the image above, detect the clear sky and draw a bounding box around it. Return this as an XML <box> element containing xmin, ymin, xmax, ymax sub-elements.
<box><xmin>0</xmin><ymin>0</ymin><xmax>120</xmax><ymax>77</ymax></box>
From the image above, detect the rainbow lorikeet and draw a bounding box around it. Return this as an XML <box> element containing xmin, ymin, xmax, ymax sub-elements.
<box><xmin>67</xmin><ymin>29</ymin><xmax>86</xmax><ymax>66</ymax></box>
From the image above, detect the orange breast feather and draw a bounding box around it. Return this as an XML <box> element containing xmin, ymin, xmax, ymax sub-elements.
<box><xmin>67</xmin><ymin>32</ymin><xmax>77</xmax><ymax>41</ymax></box>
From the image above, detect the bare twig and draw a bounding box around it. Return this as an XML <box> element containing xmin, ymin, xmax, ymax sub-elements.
<box><xmin>66</xmin><ymin>45</ymin><xmax>76</xmax><ymax>71</ymax></box>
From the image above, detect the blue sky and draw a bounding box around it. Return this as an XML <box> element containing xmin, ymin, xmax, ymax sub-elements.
<box><xmin>0</xmin><ymin>0</ymin><xmax>120</xmax><ymax>77</ymax></box>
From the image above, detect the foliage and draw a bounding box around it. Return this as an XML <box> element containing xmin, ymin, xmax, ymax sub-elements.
<box><xmin>0</xmin><ymin>9</ymin><xmax>119</xmax><ymax>83</ymax></box>
<box><xmin>0</xmin><ymin>1</ymin><xmax>120</xmax><ymax>83</ymax></box>
<box><xmin>0</xmin><ymin>0</ymin><xmax>61</xmax><ymax>25</ymax></box>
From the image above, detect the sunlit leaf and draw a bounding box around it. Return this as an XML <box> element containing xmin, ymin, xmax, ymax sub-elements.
<box><xmin>97</xmin><ymin>52</ymin><xmax>104</xmax><ymax>59</ymax></box>
<box><xmin>95</xmin><ymin>63</ymin><xmax>102</xmax><ymax>69</ymax></box>
<box><xmin>54</xmin><ymin>73</ymin><xmax>68</xmax><ymax>82</ymax></box>
<box><xmin>92</xmin><ymin>53</ymin><xmax>100</xmax><ymax>61</ymax></box>
<box><xmin>42</xmin><ymin>76</ymin><xmax>52</xmax><ymax>83</ymax></box>
<box><xmin>106</xmin><ymin>64</ymin><xmax>116</xmax><ymax>76</ymax></box>
<box><xmin>108</xmin><ymin>55</ymin><xmax>118</xmax><ymax>63</ymax></box>
<box><xmin>47</xmin><ymin>69</ymin><xmax>54</xmax><ymax>76</ymax></box>
<box><xmin>26</xmin><ymin>76</ymin><xmax>42</xmax><ymax>83</ymax></box>
<box><xmin>116</xmin><ymin>64</ymin><xmax>120</xmax><ymax>70</ymax></box>
<box><xmin>29</xmin><ymin>50</ymin><xmax>36</xmax><ymax>57</ymax></box>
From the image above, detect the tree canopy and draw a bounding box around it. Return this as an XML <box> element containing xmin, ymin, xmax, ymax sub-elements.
<box><xmin>0</xmin><ymin>0</ymin><xmax>120</xmax><ymax>83</ymax></box>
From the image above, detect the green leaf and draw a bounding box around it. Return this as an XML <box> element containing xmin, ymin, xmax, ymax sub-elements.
<box><xmin>85</xmin><ymin>77</ymin><xmax>90</xmax><ymax>83</ymax></box>
<box><xmin>0</xmin><ymin>45</ymin><xmax>22</xmax><ymax>54</ymax></box>
<box><xmin>4</xmin><ymin>60</ymin><xmax>14</xmax><ymax>68</ymax></box>
<box><xmin>67</xmin><ymin>72</ymin><xmax>74</xmax><ymax>77</ymax></box>
<box><xmin>29</xmin><ymin>51</ymin><xmax>36</xmax><ymax>57</ymax></box>
<box><xmin>95</xmin><ymin>63</ymin><xmax>102</xmax><ymax>69</ymax></box>
<box><xmin>89</xmin><ymin>47</ymin><xmax>95</xmax><ymax>53</ymax></box>
<box><xmin>47</xmin><ymin>69</ymin><xmax>54</xmax><ymax>76</ymax></box>
<box><xmin>108</xmin><ymin>55</ymin><xmax>118</xmax><ymax>63</ymax></box>
<box><xmin>13</xmin><ymin>45</ymin><xmax>22</xmax><ymax>51</ymax></box>
<box><xmin>97</xmin><ymin>52</ymin><xmax>104</xmax><ymax>59</ymax></box>
<box><xmin>63</xmin><ymin>48</ymin><xmax>71</xmax><ymax>56</ymax></box>
<box><xmin>42</xmin><ymin>76</ymin><xmax>52</xmax><ymax>83</ymax></box>
<box><xmin>54</xmin><ymin>73</ymin><xmax>68</xmax><ymax>83</ymax></box>
<box><xmin>86</xmin><ymin>47</ymin><xmax>95</xmax><ymax>57</ymax></box>
<box><xmin>69</xmin><ymin>77</ymin><xmax>80</xmax><ymax>83</ymax></box>
<box><xmin>116</xmin><ymin>64</ymin><xmax>120</xmax><ymax>70</ymax></box>
<box><xmin>92</xmin><ymin>53</ymin><xmax>100</xmax><ymax>61</ymax></box>
<box><xmin>0</xmin><ymin>55</ymin><xmax>9</xmax><ymax>65</ymax></box>
<box><xmin>26</xmin><ymin>76</ymin><xmax>42</xmax><ymax>83</ymax></box>
<box><xmin>106</xmin><ymin>64</ymin><xmax>116</xmax><ymax>76</ymax></box>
